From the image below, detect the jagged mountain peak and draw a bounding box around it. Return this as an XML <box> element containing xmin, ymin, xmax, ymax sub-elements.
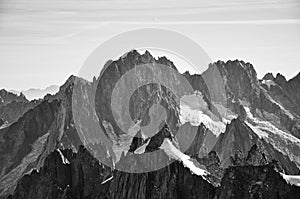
<box><xmin>117</xmin><ymin>49</ymin><xmax>178</xmax><ymax>71</ymax></box>
<box><xmin>219</xmin><ymin>60</ymin><xmax>257</xmax><ymax>83</ymax></box>
<box><xmin>145</xmin><ymin>122</ymin><xmax>178</xmax><ymax>153</ymax></box>
<box><xmin>44</xmin><ymin>74</ymin><xmax>91</xmax><ymax>101</ymax></box>
<box><xmin>214</xmin><ymin>59</ymin><xmax>257</xmax><ymax>77</ymax></box>
<box><xmin>212</xmin><ymin>117</ymin><xmax>261</xmax><ymax>168</ymax></box>
<box><xmin>262</xmin><ymin>72</ymin><xmax>275</xmax><ymax>80</ymax></box>
<box><xmin>289</xmin><ymin>71</ymin><xmax>300</xmax><ymax>83</ymax></box>
<box><xmin>274</xmin><ymin>73</ymin><xmax>287</xmax><ymax>85</ymax></box>
<box><xmin>224</xmin><ymin>117</ymin><xmax>250</xmax><ymax>133</ymax></box>
<box><xmin>207</xmin><ymin>59</ymin><xmax>260</xmax><ymax>105</ymax></box>
<box><xmin>0</xmin><ymin>89</ymin><xmax>28</xmax><ymax>107</ymax></box>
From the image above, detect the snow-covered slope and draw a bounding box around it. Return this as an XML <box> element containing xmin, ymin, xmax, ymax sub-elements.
<box><xmin>280</xmin><ymin>173</ymin><xmax>300</xmax><ymax>187</ymax></box>
<box><xmin>160</xmin><ymin>138</ymin><xmax>209</xmax><ymax>177</ymax></box>
<box><xmin>179</xmin><ymin>93</ymin><xmax>226</xmax><ymax>136</ymax></box>
<box><xmin>244</xmin><ymin>106</ymin><xmax>300</xmax><ymax>167</ymax></box>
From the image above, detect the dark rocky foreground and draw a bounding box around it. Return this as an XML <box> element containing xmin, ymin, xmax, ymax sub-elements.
<box><xmin>6</xmin><ymin>124</ymin><xmax>300</xmax><ymax>199</ymax></box>
<box><xmin>7</xmin><ymin>145</ymin><xmax>300</xmax><ymax>199</ymax></box>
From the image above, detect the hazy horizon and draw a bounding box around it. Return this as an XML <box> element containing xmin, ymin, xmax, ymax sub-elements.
<box><xmin>0</xmin><ymin>0</ymin><xmax>300</xmax><ymax>90</ymax></box>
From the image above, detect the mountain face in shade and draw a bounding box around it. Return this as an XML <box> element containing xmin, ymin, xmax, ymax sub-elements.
<box><xmin>1</xmin><ymin>50</ymin><xmax>300</xmax><ymax>199</ymax></box>
<box><xmin>216</xmin><ymin>164</ymin><xmax>300</xmax><ymax>199</ymax></box>
<box><xmin>8</xmin><ymin>146</ymin><xmax>112</xmax><ymax>199</ymax></box>
<box><xmin>0</xmin><ymin>100</ymin><xmax>40</xmax><ymax>124</ymax></box>
<box><xmin>0</xmin><ymin>119</ymin><xmax>4</xmax><ymax>127</ymax></box>
<box><xmin>8</xmin><ymin>145</ymin><xmax>300</xmax><ymax>199</ymax></box>
<box><xmin>0</xmin><ymin>100</ymin><xmax>60</xmax><ymax>196</ymax></box>
<box><xmin>0</xmin><ymin>90</ymin><xmax>36</xmax><ymax>125</ymax></box>
<box><xmin>0</xmin><ymin>75</ymin><xmax>108</xmax><ymax>197</ymax></box>
<box><xmin>261</xmin><ymin>72</ymin><xmax>300</xmax><ymax>116</ymax></box>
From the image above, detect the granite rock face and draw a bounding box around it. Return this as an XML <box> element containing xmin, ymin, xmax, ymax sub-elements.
<box><xmin>213</xmin><ymin>117</ymin><xmax>299</xmax><ymax>174</ymax></box>
<box><xmin>0</xmin><ymin>100</ymin><xmax>61</xmax><ymax>196</ymax></box>
<box><xmin>0</xmin><ymin>100</ymin><xmax>60</xmax><ymax>176</ymax></box>
<box><xmin>0</xmin><ymin>90</ymin><xmax>34</xmax><ymax>124</ymax></box>
<box><xmin>95</xmin><ymin>50</ymin><xmax>185</xmax><ymax>140</ymax></box>
<box><xmin>8</xmin><ymin>146</ymin><xmax>112</xmax><ymax>199</ymax></box>
<box><xmin>0</xmin><ymin>90</ymin><xmax>28</xmax><ymax>108</ymax></box>
<box><xmin>217</xmin><ymin>164</ymin><xmax>300</xmax><ymax>199</ymax></box>
<box><xmin>0</xmin><ymin>100</ymin><xmax>40</xmax><ymax>124</ymax></box>
<box><xmin>263</xmin><ymin>72</ymin><xmax>300</xmax><ymax>127</ymax></box>
<box><xmin>8</xmin><ymin>145</ymin><xmax>300</xmax><ymax>199</ymax></box>
<box><xmin>9</xmin><ymin>144</ymin><xmax>216</xmax><ymax>199</ymax></box>
<box><xmin>214</xmin><ymin>60</ymin><xmax>300</xmax><ymax>140</ymax></box>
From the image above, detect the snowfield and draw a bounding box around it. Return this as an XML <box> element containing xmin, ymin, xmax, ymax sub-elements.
<box><xmin>261</xmin><ymin>79</ymin><xmax>276</xmax><ymax>89</ymax></box>
<box><xmin>280</xmin><ymin>173</ymin><xmax>300</xmax><ymax>187</ymax></box>
<box><xmin>179</xmin><ymin>93</ymin><xmax>226</xmax><ymax>136</ymax></box>
<box><xmin>244</xmin><ymin>106</ymin><xmax>300</xmax><ymax>167</ymax></box>
<box><xmin>180</xmin><ymin>104</ymin><xmax>225</xmax><ymax>136</ymax></box>
<box><xmin>160</xmin><ymin>138</ymin><xmax>209</xmax><ymax>177</ymax></box>
<box><xmin>57</xmin><ymin>149</ymin><xmax>70</xmax><ymax>164</ymax></box>
<box><xmin>134</xmin><ymin>138</ymin><xmax>150</xmax><ymax>154</ymax></box>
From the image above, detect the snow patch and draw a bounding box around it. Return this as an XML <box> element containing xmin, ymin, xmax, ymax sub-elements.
<box><xmin>280</xmin><ymin>173</ymin><xmax>300</xmax><ymax>186</ymax></box>
<box><xmin>134</xmin><ymin>138</ymin><xmax>151</xmax><ymax>154</ymax></box>
<box><xmin>265</xmin><ymin>93</ymin><xmax>294</xmax><ymax>119</ymax></box>
<box><xmin>57</xmin><ymin>149</ymin><xmax>70</xmax><ymax>164</ymax></box>
<box><xmin>160</xmin><ymin>138</ymin><xmax>209</xmax><ymax>177</ymax></box>
<box><xmin>245</xmin><ymin>122</ymin><xmax>269</xmax><ymax>139</ymax></box>
<box><xmin>244</xmin><ymin>106</ymin><xmax>300</xmax><ymax>165</ymax></box>
<box><xmin>101</xmin><ymin>176</ymin><xmax>113</xmax><ymax>184</ymax></box>
<box><xmin>244</xmin><ymin>106</ymin><xmax>299</xmax><ymax>144</ymax></box>
<box><xmin>180</xmin><ymin>104</ymin><xmax>225</xmax><ymax>136</ymax></box>
<box><xmin>261</xmin><ymin>79</ymin><xmax>276</xmax><ymax>89</ymax></box>
<box><xmin>213</xmin><ymin>103</ymin><xmax>237</xmax><ymax>122</ymax></box>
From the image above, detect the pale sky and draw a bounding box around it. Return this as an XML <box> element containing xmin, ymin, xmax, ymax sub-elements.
<box><xmin>0</xmin><ymin>0</ymin><xmax>300</xmax><ymax>90</ymax></box>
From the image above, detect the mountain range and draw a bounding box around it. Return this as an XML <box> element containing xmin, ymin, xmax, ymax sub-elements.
<box><xmin>9</xmin><ymin>85</ymin><xmax>59</xmax><ymax>101</ymax></box>
<box><xmin>0</xmin><ymin>50</ymin><xmax>300</xmax><ymax>199</ymax></box>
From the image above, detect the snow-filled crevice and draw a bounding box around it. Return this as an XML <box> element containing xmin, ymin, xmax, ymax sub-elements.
<box><xmin>101</xmin><ymin>176</ymin><xmax>113</xmax><ymax>184</ymax></box>
<box><xmin>280</xmin><ymin>173</ymin><xmax>300</xmax><ymax>187</ymax></box>
<box><xmin>57</xmin><ymin>149</ymin><xmax>70</xmax><ymax>164</ymax></box>
<box><xmin>160</xmin><ymin>138</ymin><xmax>209</xmax><ymax>177</ymax></box>
<box><xmin>244</xmin><ymin>106</ymin><xmax>300</xmax><ymax>167</ymax></box>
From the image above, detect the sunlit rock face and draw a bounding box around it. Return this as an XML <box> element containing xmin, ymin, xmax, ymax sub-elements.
<box><xmin>95</xmin><ymin>50</ymin><xmax>185</xmax><ymax>139</ymax></box>
<box><xmin>212</xmin><ymin>117</ymin><xmax>299</xmax><ymax>174</ymax></box>
<box><xmin>263</xmin><ymin>72</ymin><xmax>300</xmax><ymax>130</ymax></box>
<box><xmin>212</xmin><ymin>60</ymin><xmax>300</xmax><ymax>139</ymax></box>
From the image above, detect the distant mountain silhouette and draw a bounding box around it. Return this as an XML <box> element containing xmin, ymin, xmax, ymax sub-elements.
<box><xmin>10</xmin><ymin>85</ymin><xmax>59</xmax><ymax>100</ymax></box>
